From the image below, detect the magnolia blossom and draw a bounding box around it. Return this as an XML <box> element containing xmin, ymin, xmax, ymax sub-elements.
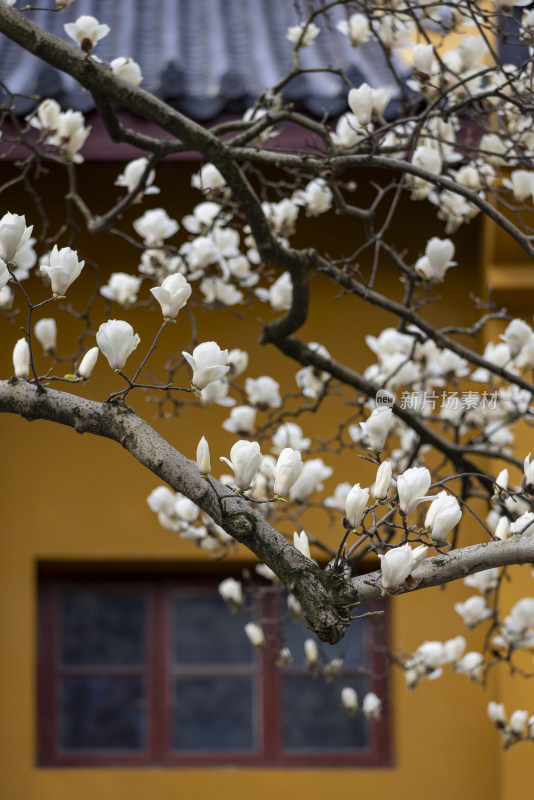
<box><xmin>52</xmin><ymin>109</ymin><xmax>90</xmax><ymax>163</ymax></box>
<box><xmin>13</xmin><ymin>337</ymin><xmax>29</xmax><ymax>378</ymax></box>
<box><xmin>115</xmin><ymin>157</ymin><xmax>159</xmax><ymax>197</ymax></box>
<box><xmin>182</xmin><ymin>341</ymin><xmax>229</xmax><ymax>391</ymax></box>
<box><xmin>100</xmin><ymin>272</ymin><xmax>142</xmax><ymax>306</ymax></box>
<box><xmin>272</xmin><ymin>423</ymin><xmax>310</xmax><ymax>454</ymax></box>
<box><xmin>64</xmin><ymin>15</ymin><xmax>110</xmax><ymax>51</ymax></box>
<box><xmin>293</xmin><ymin>530</ymin><xmax>311</xmax><ymax>560</ymax></box>
<box><xmin>454</xmin><ymin>595</ymin><xmax>492</xmax><ymax>628</ymax></box>
<box><xmin>341</xmin><ymin>687</ymin><xmax>358</xmax><ymax>714</ymax></box>
<box><xmin>424</xmin><ymin>491</ymin><xmax>462</xmax><ymax>542</ymax></box>
<box><xmin>96</xmin><ymin>319</ymin><xmax>141</xmax><ymax>370</ymax></box>
<box><xmin>77</xmin><ymin>346</ymin><xmax>99</xmax><ymax>379</ymax></box>
<box><xmin>362</xmin><ymin>692</ymin><xmax>382</xmax><ymax>721</ymax></box>
<box><xmin>34</xmin><ymin>318</ymin><xmax>57</xmax><ymax>354</ymax></box>
<box><xmin>40</xmin><ymin>245</ymin><xmax>84</xmax><ymax>295</ymax></box>
<box><xmin>412</xmin><ymin>43</ymin><xmax>434</xmax><ymax>75</ymax></box>
<box><xmin>289</xmin><ymin>458</ymin><xmax>333</xmax><ymax>502</ymax></box>
<box><xmin>360</xmin><ymin>406</ymin><xmax>393</xmax><ymax>451</ymax></box>
<box><xmin>273</xmin><ymin>448</ymin><xmax>303</xmax><ymax>497</ymax></box>
<box><xmin>464</xmin><ymin>568</ymin><xmax>499</xmax><ymax>593</ymax></box>
<box><xmin>222</xmin><ymin>406</ymin><xmax>257</xmax><ymax>436</ymax></box>
<box><xmin>455</xmin><ymin>652</ymin><xmax>484</xmax><ymax>682</ymax></box>
<box><xmin>286</xmin><ymin>22</ymin><xmax>320</xmax><ymax>47</ymax></box>
<box><xmin>245</xmin><ymin>376</ymin><xmax>282</xmax><ymax>408</ymax></box>
<box><xmin>379</xmin><ymin>543</ymin><xmax>426</xmax><ymax>592</ymax></box>
<box><xmin>226</xmin><ymin>349</ymin><xmax>248</xmax><ymax>378</ymax></box>
<box><xmin>332</xmin><ymin>113</ymin><xmax>367</xmax><ymax>149</ymax></box>
<box><xmin>373</xmin><ymin>461</ymin><xmax>392</xmax><ymax>501</ymax></box>
<box><xmin>415</xmin><ymin>237</ymin><xmax>456</xmax><ymax>281</ymax></box>
<box><xmin>500</xmin><ymin>318</ymin><xmax>533</xmax><ymax>357</ymax></box>
<box><xmin>133</xmin><ymin>208</ymin><xmax>179</xmax><ymax>246</ymax></box>
<box><xmin>218</xmin><ymin>577</ymin><xmax>243</xmax><ymax>611</ymax></box>
<box><xmin>220</xmin><ymin>440</ymin><xmax>263</xmax><ymax>491</ymax></box>
<box><xmin>336</xmin><ymin>13</ymin><xmax>370</xmax><ymax>46</ymax></box>
<box><xmin>196</xmin><ymin>436</ymin><xmax>211</xmax><ymax>476</ymax></box>
<box><xmin>397</xmin><ymin>466</ymin><xmax>432</xmax><ymax>515</ymax></box>
<box><xmin>191</xmin><ymin>163</ymin><xmax>226</xmax><ymax>194</ymax></box>
<box><xmin>151</xmin><ymin>273</ymin><xmax>191</xmax><ymax>318</ymax></box>
<box><xmin>293</xmin><ymin>179</ymin><xmax>332</xmax><ymax>216</ymax></box>
<box><xmin>110</xmin><ymin>57</ymin><xmax>143</xmax><ymax>86</ymax></box>
<box><xmin>495</xmin><ymin>517</ymin><xmax>511</xmax><ymax>540</ymax></box>
<box><xmin>0</xmin><ymin>213</ymin><xmax>33</xmax><ymax>263</ymax></box>
<box><xmin>304</xmin><ymin>638</ymin><xmax>319</xmax><ymax>666</ymax></box>
<box><xmin>345</xmin><ymin>484</ymin><xmax>369</xmax><ymax>529</ymax></box>
<box><xmin>244</xmin><ymin>622</ymin><xmax>264</xmax><ymax>648</ymax></box>
<box><xmin>443</xmin><ymin>636</ymin><xmax>466</xmax><ymax>664</ymax></box>
<box><xmin>348</xmin><ymin>84</ymin><xmax>374</xmax><ymax>127</ymax></box>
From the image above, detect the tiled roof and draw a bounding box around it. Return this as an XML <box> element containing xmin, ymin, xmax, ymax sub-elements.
<box><xmin>0</xmin><ymin>0</ymin><xmax>406</xmax><ymax>119</ymax></box>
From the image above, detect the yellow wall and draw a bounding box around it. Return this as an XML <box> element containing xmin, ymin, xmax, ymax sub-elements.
<box><xmin>0</xmin><ymin>161</ymin><xmax>531</xmax><ymax>799</ymax></box>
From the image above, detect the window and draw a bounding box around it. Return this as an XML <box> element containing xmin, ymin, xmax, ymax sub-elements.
<box><xmin>38</xmin><ymin>570</ymin><xmax>390</xmax><ymax>766</ymax></box>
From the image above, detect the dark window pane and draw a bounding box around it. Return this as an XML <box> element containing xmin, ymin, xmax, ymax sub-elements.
<box><xmin>171</xmin><ymin>677</ymin><xmax>255</xmax><ymax>751</ymax></box>
<box><xmin>171</xmin><ymin>594</ymin><xmax>252</xmax><ymax>665</ymax></box>
<box><xmin>60</xmin><ymin>676</ymin><xmax>145</xmax><ymax>751</ymax></box>
<box><xmin>283</xmin><ymin>676</ymin><xmax>367</xmax><ymax>751</ymax></box>
<box><xmin>60</xmin><ymin>590</ymin><xmax>145</xmax><ymax>666</ymax></box>
<box><xmin>283</xmin><ymin>613</ymin><xmax>367</xmax><ymax>667</ymax></box>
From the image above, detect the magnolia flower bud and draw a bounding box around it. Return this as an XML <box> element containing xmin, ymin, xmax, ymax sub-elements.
<box><xmin>151</xmin><ymin>273</ymin><xmax>192</xmax><ymax>319</ymax></box>
<box><xmin>397</xmin><ymin>466</ymin><xmax>432</xmax><ymax>515</ymax></box>
<box><xmin>183</xmin><ymin>341</ymin><xmax>229</xmax><ymax>391</ymax></box>
<box><xmin>110</xmin><ymin>57</ymin><xmax>143</xmax><ymax>86</ymax></box>
<box><xmin>220</xmin><ymin>440</ymin><xmax>263</xmax><ymax>491</ymax></box>
<box><xmin>412</xmin><ymin>43</ymin><xmax>434</xmax><ymax>75</ymax></box>
<box><xmin>40</xmin><ymin>245</ymin><xmax>84</xmax><ymax>296</ymax></box>
<box><xmin>345</xmin><ymin>483</ymin><xmax>369</xmax><ymax>529</ymax></box>
<box><xmin>373</xmin><ymin>461</ymin><xmax>392</xmax><ymax>500</ymax></box>
<box><xmin>96</xmin><ymin>319</ymin><xmax>141</xmax><ymax>370</ymax></box>
<box><xmin>147</xmin><ymin>486</ymin><xmax>175</xmax><ymax>515</ymax></box>
<box><xmin>244</xmin><ymin>622</ymin><xmax>264</xmax><ymax>648</ymax></box>
<box><xmin>13</xmin><ymin>337</ymin><xmax>29</xmax><ymax>378</ymax></box>
<box><xmin>495</xmin><ymin>516</ymin><xmax>511</xmax><ymax>540</ymax></box>
<box><xmin>304</xmin><ymin>638</ymin><xmax>319</xmax><ymax>666</ymax></box>
<box><xmin>218</xmin><ymin>577</ymin><xmax>243</xmax><ymax>612</ymax></box>
<box><xmin>336</xmin><ymin>13</ymin><xmax>370</xmax><ymax>46</ymax></box>
<box><xmin>286</xmin><ymin>22</ymin><xmax>320</xmax><ymax>48</ymax></box>
<box><xmin>509</xmin><ymin>709</ymin><xmax>529</xmax><ymax>737</ymax></box>
<box><xmin>0</xmin><ymin>213</ymin><xmax>33</xmax><ymax>263</ymax></box>
<box><xmin>487</xmin><ymin>701</ymin><xmax>506</xmax><ymax>726</ymax></box>
<box><xmin>341</xmin><ymin>687</ymin><xmax>358</xmax><ymax>715</ymax></box>
<box><xmin>273</xmin><ymin>448</ymin><xmax>303</xmax><ymax>497</ymax></box>
<box><xmin>493</xmin><ymin>468</ymin><xmax>509</xmax><ymax>500</ymax></box>
<box><xmin>34</xmin><ymin>317</ymin><xmax>57</xmax><ymax>354</ymax></box>
<box><xmin>77</xmin><ymin>346</ymin><xmax>99</xmax><ymax>379</ymax></box>
<box><xmin>293</xmin><ymin>530</ymin><xmax>311</xmax><ymax>560</ymax></box>
<box><xmin>425</xmin><ymin>491</ymin><xmax>462</xmax><ymax>542</ymax></box>
<box><xmin>379</xmin><ymin>543</ymin><xmax>419</xmax><ymax>592</ymax></box>
<box><xmin>226</xmin><ymin>348</ymin><xmax>248</xmax><ymax>378</ymax></box>
<box><xmin>454</xmin><ymin>595</ymin><xmax>492</xmax><ymax>628</ymax></box>
<box><xmin>360</xmin><ymin>406</ymin><xmax>393</xmax><ymax>451</ymax></box>
<box><xmin>115</xmin><ymin>157</ymin><xmax>159</xmax><ymax>197</ymax></box>
<box><xmin>196</xmin><ymin>436</ymin><xmax>211</xmax><ymax>476</ymax></box>
<box><xmin>501</xmin><ymin>318</ymin><xmax>533</xmax><ymax>357</ymax></box>
<box><xmin>348</xmin><ymin>84</ymin><xmax>373</xmax><ymax>127</ymax></box>
<box><xmin>362</xmin><ymin>692</ymin><xmax>382</xmax><ymax>721</ymax></box>
<box><xmin>287</xmin><ymin>593</ymin><xmax>302</xmax><ymax>621</ymax></box>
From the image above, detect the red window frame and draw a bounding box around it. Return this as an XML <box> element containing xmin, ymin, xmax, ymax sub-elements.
<box><xmin>38</xmin><ymin>569</ymin><xmax>391</xmax><ymax>767</ymax></box>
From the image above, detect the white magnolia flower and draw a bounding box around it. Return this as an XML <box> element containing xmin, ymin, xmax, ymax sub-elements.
<box><xmin>336</xmin><ymin>14</ymin><xmax>370</xmax><ymax>46</ymax></box>
<box><xmin>182</xmin><ymin>201</ymin><xmax>222</xmax><ymax>234</ymax></box>
<box><xmin>199</xmin><ymin>379</ymin><xmax>235</xmax><ymax>408</ymax></box>
<box><xmin>273</xmin><ymin>448</ymin><xmax>303</xmax><ymax>497</ymax></box>
<box><xmin>341</xmin><ymin>686</ymin><xmax>358</xmax><ymax>714</ymax></box>
<box><xmin>360</xmin><ymin>406</ymin><xmax>393</xmax><ymax>451</ymax></box>
<box><xmin>133</xmin><ymin>208</ymin><xmax>179</xmax><ymax>246</ymax></box>
<box><xmin>416</xmin><ymin>237</ymin><xmax>456</xmax><ymax>281</ymax></box>
<box><xmin>443</xmin><ymin>636</ymin><xmax>466</xmax><ymax>664</ymax></box>
<box><xmin>182</xmin><ymin>341</ymin><xmax>229</xmax><ymax>391</ymax></box>
<box><xmin>96</xmin><ymin>319</ymin><xmax>141</xmax><ymax>370</ymax></box>
<box><xmin>64</xmin><ymin>15</ymin><xmax>110</xmax><ymax>51</ymax></box>
<box><xmin>424</xmin><ymin>491</ymin><xmax>462</xmax><ymax>542</ymax></box>
<box><xmin>34</xmin><ymin>318</ymin><xmax>57</xmax><ymax>354</ymax></box>
<box><xmin>455</xmin><ymin>651</ymin><xmax>484</xmax><ymax>682</ymax></box>
<box><xmin>220</xmin><ymin>440</ymin><xmax>263</xmax><ymax>491</ymax></box>
<box><xmin>304</xmin><ymin>638</ymin><xmax>319</xmax><ymax>666</ymax></box>
<box><xmin>13</xmin><ymin>337</ymin><xmax>29</xmax><ymax>378</ymax></box>
<box><xmin>373</xmin><ymin>461</ymin><xmax>392</xmax><ymax>501</ymax></box>
<box><xmin>191</xmin><ymin>163</ymin><xmax>226</xmax><ymax>194</ymax></box>
<box><xmin>40</xmin><ymin>245</ymin><xmax>84</xmax><ymax>295</ymax></box>
<box><xmin>500</xmin><ymin>318</ymin><xmax>533</xmax><ymax>357</ymax></box>
<box><xmin>509</xmin><ymin>709</ymin><xmax>529</xmax><ymax>737</ymax></box>
<box><xmin>200</xmin><ymin>276</ymin><xmax>243</xmax><ymax>307</ymax></box>
<box><xmin>464</xmin><ymin>568</ymin><xmax>499</xmax><ymax>593</ymax></box>
<box><xmin>503</xmin><ymin>169</ymin><xmax>534</xmax><ymax>202</ymax></box>
<box><xmin>28</xmin><ymin>99</ymin><xmax>61</xmax><ymax>134</ymax></box>
<box><xmin>378</xmin><ymin>15</ymin><xmax>414</xmax><ymax>49</ymax></box>
<box><xmin>293</xmin><ymin>178</ymin><xmax>332</xmax><ymax>216</ymax></box>
<box><xmin>226</xmin><ymin>349</ymin><xmax>248</xmax><ymax>378</ymax></box>
<box><xmin>397</xmin><ymin>466</ymin><xmax>432</xmax><ymax>515</ymax></box>
<box><xmin>412</xmin><ymin>43</ymin><xmax>434</xmax><ymax>75</ymax></box>
<box><xmin>256</xmin><ymin>271</ymin><xmax>293</xmax><ymax>311</ymax></box>
<box><xmin>0</xmin><ymin>213</ymin><xmax>33</xmax><ymax>263</ymax></box>
<box><xmin>245</xmin><ymin>375</ymin><xmax>282</xmax><ymax>408</ymax></box>
<box><xmin>51</xmin><ymin>109</ymin><xmax>90</xmax><ymax>163</ymax></box>
<box><xmin>0</xmin><ymin>285</ymin><xmax>13</xmax><ymax>309</ymax></box>
<box><xmin>495</xmin><ymin>517</ymin><xmax>511</xmax><ymax>540</ymax></box>
<box><xmin>151</xmin><ymin>273</ymin><xmax>191</xmax><ymax>318</ymax></box>
<box><xmin>196</xmin><ymin>436</ymin><xmax>211</xmax><ymax>476</ymax></box>
<box><xmin>77</xmin><ymin>346</ymin><xmax>99</xmax><ymax>379</ymax></box>
<box><xmin>293</xmin><ymin>530</ymin><xmax>311</xmax><ymax>560</ymax></box>
<box><xmin>362</xmin><ymin>692</ymin><xmax>382</xmax><ymax>721</ymax></box>
<box><xmin>115</xmin><ymin>157</ymin><xmax>159</xmax><ymax>197</ymax></box>
<box><xmin>218</xmin><ymin>577</ymin><xmax>243</xmax><ymax>611</ymax></box>
<box><xmin>100</xmin><ymin>272</ymin><xmax>142</xmax><ymax>306</ymax></box>
<box><xmin>244</xmin><ymin>622</ymin><xmax>264</xmax><ymax>647</ymax></box>
<box><xmin>348</xmin><ymin>84</ymin><xmax>374</xmax><ymax>127</ymax></box>
<box><xmin>110</xmin><ymin>57</ymin><xmax>143</xmax><ymax>86</ymax></box>
<box><xmin>222</xmin><ymin>406</ymin><xmax>257</xmax><ymax>436</ymax></box>
<box><xmin>345</xmin><ymin>484</ymin><xmax>369</xmax><ymax>529</ymax></box>
<box><xmin>286</xmin><ymin>22</ymin><xmax>320</xmax><ymax>47</ymax></box>
<box><xmin>332</xmin><ymin>113</ymin><xmax>367</xmax><ymax>149</ymax></box>
<box><xmin>454</xmin><ymin>595</ymin><xmax>492</xmax><ymax>628</ymax></box>
<box><xmin>379</xmin><ymin>543</ymin><xmax>423</xmax><ymax>591</ymax></box>
<box><xmin>272</xmin><ymin>423</ymin><xmax>311</xmax><ymax>454</ymax></box>
<box><xmin>289</xmin><ymin>458</ymin><xmax>333</xmax><ymax>502</ymax></box>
